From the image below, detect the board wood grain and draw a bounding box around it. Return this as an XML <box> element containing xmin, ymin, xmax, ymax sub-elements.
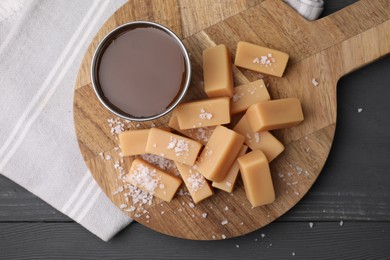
<box><xmin>73</xmin><ymin>0</ymin><xmax>390</xmax><ymax>239</ymax></box>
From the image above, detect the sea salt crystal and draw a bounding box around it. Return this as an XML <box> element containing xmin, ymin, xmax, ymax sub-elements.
<box><xmin>187</xmin><ymin>172</ymin><xmax>206</xmax><ymax>192</ymax></box>
<box><xmin>199</xmin><ymin>109</ymin><xmax>213</xmax><ymax>120</ymax></box>
<box><xmin>340</xmin><ymin>220</ymin><xmax>344</xmax><ymax>226</ymax></box>
<box><xmin>236</xmin><ymin>245</ymin><xmax>240</xmax><ymax>248</ymax></box>
<box><xmin>311</xmin><ymin>78</ymin><xmax>319</xmax><ymax>87</ymax></box>
<box><xmin>105</xmin><ymin>155</ymin><xmax>112</xmax><ymax>161</ymax></box>
<box><xmin>127</xmin><ymin>164</ymin><xmax>160</xmax><ymax>195</ymax></box>
<box><xmin>254</xmin><ymin>132</ymin><xmax>260</xmax><ymax>143</ymax></box>
<box><xmin>221</xmin><ymin>234</ymin><xmax>226</xmax><ymax>239</ymax></box>
<box><xmin>261</xmin><ymin>233</ymin><xmax>265</xmax><ymax>238</ymax></box>
<box><xmin>167</xmin><ymin>137</ymin><xmax>189</xmax><ymax>157</ymax></box>
<box><xmin>358</xmin><ymin>108</ymin><xmax>363</xmax><ymax>113</ymax></box>
<box><xmin>226</xmin><ymin>181</ymin><xmax>232</xmax><ymax>187</ymax></box>
<box><xmin>202</xmin><ymin>213</ymin><xmax>208</xmax><ymax>218</ymax></box>
<box><xmin>189</xmin><ymin>202</ymin><xmax>195</xmax><ymax>208</ymax></box>
<box><xmin>224</xmin><ymin>206</ymin><xmax>229</xmax><ymax>211</ymax></box>
<box><xmin>221</xmin><ymin>220</ymin><xmax>229</xmax><ymax>225</ymax></box>
<box><xmin>309</xmin><ymin>222</ymin><xmax>314</xmax><ymax>228</ymax></box>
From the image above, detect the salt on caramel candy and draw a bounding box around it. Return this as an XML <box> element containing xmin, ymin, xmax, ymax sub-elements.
<box><xmin>175</xmin><ymin>97</ymin><xmax>230</xmax><ymax>130</ymax></box>
<box><xmin>168</xmin><ymin>112</ymin><xmax>215</xmax><ymax>145</ymax></box>
<box><xmin>235</xmin><ymin>41</ymin><xmax>289</xmax><ymax>77</ymax></box>
<box><xmin>231</xmin><ymin>79</ymin><xmax>270</xmax><ymax>115</ymax></box>
<box><xmin>126</xmin><ymin>158</ymin><xmax>182</xmax><ymax>202</ymax></box>
<box><xmin>145</xmin><ymin>128</ymin><xmax>202</xmax><ymax>166</ymax></box>
<box><xmin>175</xmin><ymin>162</ymin><xmax>214</xmax><ymax>204</ymax></box>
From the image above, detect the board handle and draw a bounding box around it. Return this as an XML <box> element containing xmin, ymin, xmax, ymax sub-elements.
<box><xmin>335</xmin><ymin>19</ymin><xmax>390</xmax><ymax>79</ymax></box>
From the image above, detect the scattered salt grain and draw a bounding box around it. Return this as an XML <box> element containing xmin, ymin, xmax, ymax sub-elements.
<box><xmin>292</xmin><ymin>252</ymin><xmax>296</xmax><ymax>256</ymax></box>
<box><xmin>226</xmin><ymin>181</ymin><xmax>232</xmax><ymax>187</ymax></box>
<box><xmin>221</xmin><ymin>220</ymin><xmax>229</xmax><ymax>225</ymax></box>
<box><xmin>202</xmin><ymin>213</ymin><xmax>208</xmax><ymax>218</ymax></box>
<box><xmin>221</xmin><ymin>234</ymin><xmax>227</xmax><ymax>239</ymax></box>
<box><xmin>254</xmin><ymin>132</ymin><xmax>260</xmax><ymax>143</ymax></box>
<box><xmin>309</xmin><ymin>222</ymin><xmax>314</xmax><ymax>228</ymax></box>
<box><xmin>294</xmin><ymin>191</ymin><xmax>300</xmax><ymax>196</ymax></box>
<box><xmin>340</xmin><ymin>220</ymin><xmax>344</xmax><ymax>226</ymax></box>
<box><xmin>105</xmin><ymin>155</ymin><xmax>112</xmax><ymax>161</ymax></box>
<box><xmin>189</xmin><ymin>202</ymin><xmax>195</xmax><ymax>209</ymax></box>
<box><xmin>261</xmin><ymin>233</ymin><xmax>266</xmax><ymax>238</ymax></box>
<box><xmin>311</xmin><ymin>78</ymin><xmax>319</xmax><ymax>87</ymax></box>
<box><xmin>236</xmin><ymin>245</ymin><xmax>240</xmax><ymax>248</ymax></box>
<box><xmin>357</xmin><ymin>108</ymin><xmax>363</xmax><ymax>113</ymax></box>
<box><xmin>224</xmin><ymin>206</ymin><xmax>229</xmax><ymax>211</ymax></box>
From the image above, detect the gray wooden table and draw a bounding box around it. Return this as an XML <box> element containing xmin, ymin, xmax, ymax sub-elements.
<box><xmin>1</xmin><ymin>1</ymin><xmax>389</xmax><ymax>259</ymax></box>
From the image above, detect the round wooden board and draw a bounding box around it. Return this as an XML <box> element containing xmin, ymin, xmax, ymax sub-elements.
<box><xmin>73</xmin><ymin>0</ymin><xmax>390</xmax><ymax>240</ymax></box>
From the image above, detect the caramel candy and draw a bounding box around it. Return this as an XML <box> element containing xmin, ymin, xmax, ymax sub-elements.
<box><xmin>197</xmin><ymin>125</ymin><xmax>245</xmax><ymax>182</ymax></box>
<box><xmin>246</xmin><ymin>98</ymin><xmax>304</xmax><ymax>132</ymax></box>
<box><xmin>231</xmin><ymin>80</ymin><xmax>270</xmax><ymax>115</ymax></box>
<box><xmin>126</xmin><ymin>158</ymin><xmax>182</xmax><ymax>202</ymax></box>
<box><xmin>175</xmin><ymin>97</ymin><xmax>230</xmax><ymax>130</ymax></box>
<box><xmin>119</xmin><ymin>129</ymin><xmax>149</xmax><ymax>156</ymax></box>
<box><xmin>168</xmin><ymin>113</ymin><xmax>215</xmax><ymax>145</ymax></box>
<box><xmin>235</xmin><ymin>41</ymin><xmax>289</xmax><ymax>77</ymax></box>
<box><xmin>175</xmin><ymin>162</ymin><xmax>214</xmax><ymax>204</ymax></box>
<box><xmin>145</xmin><ymin>128</ymin><xmax>202</xmax><ymax>166</ymax></box>
<box><xmin>203</xmin><ymin>44</ymin><xmax>234</xmax><ymax>98</ymax></box>
<box><xmin>237</xmin><ymin>150</ymin><xmax>275</xmax><ymax>207</ymax></box>
<box><xmin>212</xmin><ymin>145</ymin><xmax>248</xmax><ymax>192</ymax></box>
<box><xmin>233</xmin><ymin>115</ymin><xmax>284</xmax><ymax>162</ymax></box>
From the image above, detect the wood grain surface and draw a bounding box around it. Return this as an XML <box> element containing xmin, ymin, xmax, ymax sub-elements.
<box><xmin>73</xmin><ymin>0</ymin><xmax>390</xmax><ymax>239</ymax></box>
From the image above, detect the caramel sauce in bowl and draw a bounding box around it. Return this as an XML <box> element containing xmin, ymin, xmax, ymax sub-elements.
<box><xmin>91</xmin><ymin>21</ymin><xmax>191</xmax><ymax>121</ymax></box>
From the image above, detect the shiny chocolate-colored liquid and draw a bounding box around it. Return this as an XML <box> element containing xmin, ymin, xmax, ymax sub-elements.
<box><xmin>98</xmin><ymin>26</ymin><xmax>186</xmax><ymax>118</ymax></box>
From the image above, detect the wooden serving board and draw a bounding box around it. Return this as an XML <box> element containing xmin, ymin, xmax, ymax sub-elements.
<box><xmin>73</xmin><ymin>0</ymin><xmax>390</xmax><ymax>240</ymax></box>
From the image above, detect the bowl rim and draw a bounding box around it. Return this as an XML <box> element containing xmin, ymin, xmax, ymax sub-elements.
<box><xmin>90</xmin><ymin>20</ymin><xmax>191</xmax><ymax>122</ymax></box>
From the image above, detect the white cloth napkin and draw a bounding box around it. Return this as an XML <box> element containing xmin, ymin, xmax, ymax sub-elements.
<box><xmin>0</xmin><ymin>0</ymin><xmax>129</xmax><ymax>242</ymax></box>
<box><xmin>0</xmin><ymin>0</ymin><xmax>323</xmax><ymax>242</ymax></box>
<box><xmin>284</xmin><ymin>0</ymin><xmax>324</xmax><ymax>20</ymax></box>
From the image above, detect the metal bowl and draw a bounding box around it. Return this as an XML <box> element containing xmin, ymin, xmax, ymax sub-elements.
<box><xmin>90</xmin><ymin>21</ymin><xmax>191</xmax><ymax>122</ymax></box>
